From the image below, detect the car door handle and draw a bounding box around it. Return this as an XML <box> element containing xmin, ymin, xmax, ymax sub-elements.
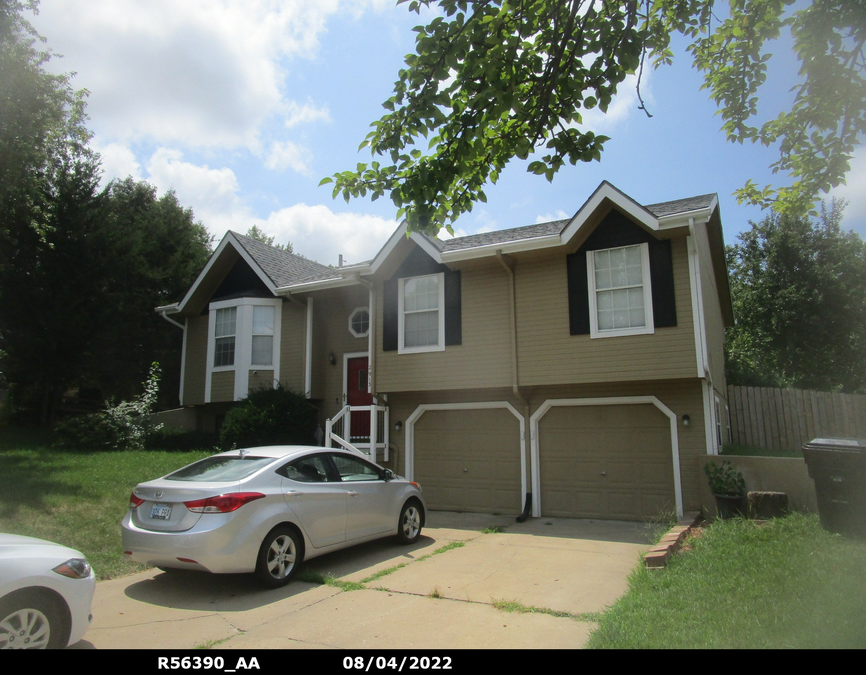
<box><xmin>284</xmin><ymin>491</ymin><xmax>304</xmax><ymax>498</ymax></box>
<box><xmin>346</xmin><ymin>491</ymin><xmax>360</xmax><ymax>497</ymax></box>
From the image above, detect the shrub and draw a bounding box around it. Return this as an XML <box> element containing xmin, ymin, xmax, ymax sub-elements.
<box><xmin>219</xmin><ymin>384</ymin><xmax>318</xmax><ymax>449</ymax></box>
<box><xmin>54</xmin><ymin>363</ymin><xmax>163</xmax><ymax>450</ymax></box>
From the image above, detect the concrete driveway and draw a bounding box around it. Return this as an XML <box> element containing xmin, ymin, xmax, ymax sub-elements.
<box><xmin>74</xmin><ymin>512</ymin><xmax>655</xmax><ymax>650</ymax></box>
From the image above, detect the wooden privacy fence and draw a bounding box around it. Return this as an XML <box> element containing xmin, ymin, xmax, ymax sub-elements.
<box><xmin>727</xmin><ymin>386</ymin><xmax>866</xmax><ymax>452</ymax></box>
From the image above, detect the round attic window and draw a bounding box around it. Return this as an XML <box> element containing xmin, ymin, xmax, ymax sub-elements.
<box><xmin>349</xmin><ymin>307</ymin><xmax>370</xmax><ymax>338</ymax></box>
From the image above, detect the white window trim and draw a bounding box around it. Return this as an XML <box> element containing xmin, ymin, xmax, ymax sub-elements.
<box><xmin>205</xmin><ymin>297</ymin><xmax>282</xmax><ymax>402</ymax></box>
<box><xmin>398</xmin><ymin>272</ymin><xmax>446</xmax><ymax>354</ymax></box>
<box><xmin>348</xmin><ymin>306</ymin><xmax>370</xmax><ymax>338</ymax></box>
<box><xmin>586</xmin><ymin>242</ymin><xmax>655</xmax><ymax>339</ymax></box>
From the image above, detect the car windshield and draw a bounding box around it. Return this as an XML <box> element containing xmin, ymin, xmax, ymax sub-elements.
<box><xmin>165</xmin><ymin>456</ymin><xmax>275</xmax><ymax>482</ymax></box>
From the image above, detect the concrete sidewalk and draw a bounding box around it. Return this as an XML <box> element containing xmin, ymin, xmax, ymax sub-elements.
<box><xmin>73</xmin><ymin>513</ymin><xmax>654</xmax><ymax>650</ymax></box>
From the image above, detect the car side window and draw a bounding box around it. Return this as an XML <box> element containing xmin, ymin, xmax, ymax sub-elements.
<box><xmin>280</xmin><ymin>455</ymin><xmax>333</xmax><ymax>483</ymax></box>
<box><xmin>330</xmin><ymin>454</ymin><xmax>382</xmax><ymax>482</ymax></box>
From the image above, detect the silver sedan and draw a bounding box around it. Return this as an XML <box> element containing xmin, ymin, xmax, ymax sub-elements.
<box><xmin>121</xmin><ymin>446</ymin><xmax>426</xmax><ymax>588</ymax></box>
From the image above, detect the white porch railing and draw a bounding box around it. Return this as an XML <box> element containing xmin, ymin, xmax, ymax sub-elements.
<box><xmin>324</xmin><ymin>404</ymin><xmax>389</xmax><ymax>463</ymax></box>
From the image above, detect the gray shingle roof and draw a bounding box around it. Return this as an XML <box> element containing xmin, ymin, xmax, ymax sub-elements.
<box><xmin>437</xmin><ymin>219</ymin><xmax>569</xmax><ymax>252</ymax></box>
<box><xmin>231</xmin><ymin>232</ymin><xmax>340</xmax><ymax>287</ymax></box>
<box><xmin>429</xmin><ymin>192</ymin><xmax>716</xmax><ymax>251</ymax></box>
<box><xmin>645</xmin><ymin>194</ymin><xmax>716</xmax><ymax>218</ymax></box>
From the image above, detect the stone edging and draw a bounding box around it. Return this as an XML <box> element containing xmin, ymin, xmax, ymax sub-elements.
<box><xmin>643</xmin><ymin>511</ymin><xmax>703</xmax><ymax>569</ymax></box>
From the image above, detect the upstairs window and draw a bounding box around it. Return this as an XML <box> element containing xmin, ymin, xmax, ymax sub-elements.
<box><xmin>251</xmin><ymin>305</ymin><xmax>274</xmax><ymax>366</ymax></box>
<box><xmin>213</xmin><ymin>307</ymin><xmax>237</xmax><ymax>367</ymax></box>
<box><xmin>587</xmin><ymin>243</ymin><xmax>654</xmax><ymax>338</ymax></box>
<box><xmin>398</xmin><ymin>273</ymin><xmax>445</xmax><ymax>353</ymax></box>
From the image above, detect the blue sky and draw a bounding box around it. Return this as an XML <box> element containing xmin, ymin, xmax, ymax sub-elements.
<box><xmin>31</xmin><ymin>0</ymin><xmax>866</xmax><ymax>266</ymax></box>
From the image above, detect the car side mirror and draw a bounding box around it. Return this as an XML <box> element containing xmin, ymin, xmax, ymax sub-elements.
<box><xmin>383</xmin><ymin>469</ymin><xmax>395</xmax><ymax>481</ymax></box>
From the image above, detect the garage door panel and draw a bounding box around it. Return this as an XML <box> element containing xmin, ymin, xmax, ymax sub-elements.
<box><xmin>414</xmin><ymin>408</ymin><xmax>521</xmax><ymax>514</ymax></box>
<box><xmin>539</xmin><ymin>403</ymin><xmax>674</xmax><ymax>521</ymax></box>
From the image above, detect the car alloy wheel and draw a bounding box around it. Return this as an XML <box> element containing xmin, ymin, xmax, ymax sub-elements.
<box><xmin>255</xmin><ymin>526</ymin><xmax>302</xmax><ymax>588</ymax></box>
<box><xmin>0</xmin><ymin>597</ymin><xmax>65</xmax><ymax>650</ymax></box>
<box><xmin>397</xmin><ymin>501</ymin><xmax>422</xmax><ymax>544</ymax></box>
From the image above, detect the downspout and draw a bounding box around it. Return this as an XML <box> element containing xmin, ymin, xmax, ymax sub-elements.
<box><xmin>495</xmin><ymin>250</ymin><xmax>532</xmax><ymax>522</ymax></box>
<box><xmin>157</xmin><ymin>309</ymin><xmax>186</xmax><ymax>404</ymax></box>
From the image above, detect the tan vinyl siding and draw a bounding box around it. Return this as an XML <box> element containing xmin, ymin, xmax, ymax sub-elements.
<box><xmin>210</xmin><ymin>370</ymin><xmax>235</xmax><ymax>402</ymax></box>
<box><xmin>376</xmin><ymin>261</ymin><xmax>513</xmax><ymax>392</ymax></box>
<box><xmin>309</xmin><ymin>286</ymin><xmax>372</xmax><ymax>424</ymax></box>
<box><xmin>182</xmin><ymin>314</ymin><xmax>208</xmax><ymax>405</ymax></box>
<box><xmin>279</xmin><ymin>300</ymin><xmax>306</xmax><ymax>394</ymax></box>
<box><xmin>516</xmin><ymin>238</ymin><xmax>697</xmax><ymax>385</ymax></box>
<box><xmin>694</xmin><ymin>224</ymin><xmax>727</xmax><ymax>390</ymax></box>
<box><xmin>248</xmin><ymin>369</ymin><xmax>274</xmax><ymax>393</ymax></box>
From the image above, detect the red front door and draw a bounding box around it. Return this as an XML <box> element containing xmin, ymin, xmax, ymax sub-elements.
<box><xmin>347</xmin><ymin>356</ymin><xmax>372</xmax><ymax>441</ymax></box>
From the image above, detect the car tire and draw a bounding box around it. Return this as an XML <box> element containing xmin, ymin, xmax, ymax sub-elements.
<box><xmin>397</xmin><ymin>500</ymin><xmax>423</xmax><ymax>544</ymax></box>
<box><xmin>0</xmin><ymin>592</ymin><xmax>68</xmax><ymax>649</ymax></box>
<box><xmin>255</xmin><ymin>525</ymin><xmax>303</xmax><ymax>589</ymax></box>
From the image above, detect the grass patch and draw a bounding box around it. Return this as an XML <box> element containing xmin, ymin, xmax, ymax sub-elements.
<box><xmin>295</xmin><ymin>569</ymin><xmax>365</xmax><ymax>591</ymax></box>
<box><xmin>428</xmin><ymin>586</ymin><xmax>442</xmax><ymax>598</ymax></box>
<box><xmin>481</xmin><ymin>525</ymin><xmax>504</xmax><ymax>534</ymax></box>
<box><xmin>361</xmin><ymin>562</ymin><xmax>409</xmax><ymax>584</ymax></box>
<box><xmin>417</xmin><ymin>541</ymin><xmax>464</xmax><ymax>561</ymax></box>
<box><xmin>721</xmin><ymin>443</ymin><xmax>801</xmax><ymax>458</ymax></box>
<box><xmin>588</xmin><ymin>513</ymin><xmax>866</xmax><ymax>648</ymax></box>
<box><xmin>0</xmin><ymin>427</ymin><xmax>212</xmax><ymax>579</ymax></box>
<box><xmin>492</xmin><ymin>598</ymin><xmax>595</xmax><ymax>622</ymax></box>
<box><xmin>195</xmin><ymin>636</ymin><xmax>235</xmax><ymax>649</ymax></box>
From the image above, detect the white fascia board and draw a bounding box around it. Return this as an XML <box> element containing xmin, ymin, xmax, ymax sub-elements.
<box><xmin>155</xmin><ymin>303</ymin><xmax>180</xmax><ymax>314</ymax></box>
<box><xmin>408</xmin><ymin>232</ymin><xmax>444</xmax><ymax>262</ymax></box>
<box><xmin>276</xmin><ymin>276</ymin><xmax>360</xmax><ymax>294</ymax></box>
<box><xmin>366</xmin><ymin>221</ymin><xmax>410</xmax><ymax>275</ymax></box>
<box><xmin>439</xmin><ymin>234</ymin><xmax>562</xmax><ymax>262</ymax></box>
<box><xmin>560</xmin><ymin>182</ymin><xmax>659</xmax><ymax>245</ymax></box>
<box><xmin>176</xmin><ymin>232</ymin><xmax>277</xmax><ymax>313</ymax></box>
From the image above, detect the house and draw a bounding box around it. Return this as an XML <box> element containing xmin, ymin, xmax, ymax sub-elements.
<box><xmin>156</xmin><ymin>181</ymin><xmax>734</xmax><ymax>521</ymax></box>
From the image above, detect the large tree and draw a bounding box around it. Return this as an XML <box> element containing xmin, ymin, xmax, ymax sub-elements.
<box><xmin>324</xmin><ymin>0</ymin><xmax>866</xmax><ymax>234</ymax></box>
<box><xmin>0</xmin><ymin>173</ymin><xmax>212</xmax><ymax>423</ymax></box>
<box><xmin>725</xmin><ymin>202</ymin><xmax>866</xmax><ymax>393</ymax></box>
<box><xmin>0</xmin><ymin>0</ymin><xmax>90</xmax><ymax>243</ymax></box>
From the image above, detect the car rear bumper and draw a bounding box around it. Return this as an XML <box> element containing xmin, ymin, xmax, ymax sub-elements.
<box><xmin>120</xmin><ymin>511</ymin><xmax>267</xmax><ymax>574</ymax></box>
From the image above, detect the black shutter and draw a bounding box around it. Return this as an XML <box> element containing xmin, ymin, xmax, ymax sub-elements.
<box><xmin>648</xmin><ymin>239</ymin><xmax>677</xmax><ymax>328</ymax></box>
<box><xmin>444</xmin><ymin>270</ymin><xmax>462</xmax><ymax>345</ymax></box>
<box><xmin>567</xmin><ymin>252</ymin><xmax>590</xmax><ymax>335</ymax></box>
<box><xmin>383</xmin><ymin>278</ymin><xmax>398</xmax><ymax>351</ymax></box>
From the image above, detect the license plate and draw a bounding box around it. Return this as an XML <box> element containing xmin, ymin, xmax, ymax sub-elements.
<box><xmin>150</xmin><ymin>503</ymin><xmax>172</xmax><ymax>520</ymax></box>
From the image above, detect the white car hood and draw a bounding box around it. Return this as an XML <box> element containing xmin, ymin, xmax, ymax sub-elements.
<box><xmin>0</xmin><ymin>533</ymin><xmax>83</xmax><ymax>563</ymax></box>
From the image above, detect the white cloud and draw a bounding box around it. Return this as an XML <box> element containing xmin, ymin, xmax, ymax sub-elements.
<box><xmin>283</xmin><ymin>100</ymin><xmax>331</xmax><ymax>129</ymax></box>
<box><xmin>31</xmin><ymin>0</ymin><xmax>376</xmax><ymax>151</ymax></box>
<box><xmin>829</xmin><ymin>147</ymin><xmax>866</xmax><ymax>236</ymax></box>
<box><xmin>265</xmin><ymin>141</ymin><xmax>313</xmax><ymax>174</ymax></box>
<box><xmin>93</xmin><ymin>140</ymin><xmax>142</xmax><ymax>184</ymax></box>
<box><xmin>535</xmin><ymin>209</ymin><xmax>569</xmax><ymax>224</ymax></box>
<box><xmin>257</xmin><ymin>204</ymin><xmax>398</xmax><ymax>264</ymax></box>
<box><xmin>576</xmin><ymin>71</ymin><xmax>654</xmax><ymax>133</ymax></box>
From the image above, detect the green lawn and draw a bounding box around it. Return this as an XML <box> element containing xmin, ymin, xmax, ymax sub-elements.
<box><xmin>588</xmin><ymin>513</ymin><xmax>866</xmax><ymax>648</ymax></box>
<box><xmin>0</xmin><ymin>427</ymin><xmax>210</xmax><ymax>579</ymax></box>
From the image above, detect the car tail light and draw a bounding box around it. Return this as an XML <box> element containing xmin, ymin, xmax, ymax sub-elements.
<box><xmin>184</xmin><ymin>492</ymin><xmax>266</xmax><ymax>513</ymax></box>
<box><xmin>129</xmin><ymin>492</ymin><xmax>145</xmax><ymax>509</ymax></box>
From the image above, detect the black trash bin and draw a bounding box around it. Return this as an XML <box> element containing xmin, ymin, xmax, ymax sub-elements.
<box><xmin>802</xmin><ymin>438</ymin><xmax>866</xmax><ymax>538</ymax></box>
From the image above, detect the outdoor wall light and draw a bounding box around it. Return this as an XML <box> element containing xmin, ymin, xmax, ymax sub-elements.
<box><xmin>395</xmin><ymin>421</ymin><xmax>403</xmax><ymax>431</ymax></box>
<box><xmin>328</xmin><ymin>352</ymin><xmax>336</xmax><ymax>366</ymax></box>
<box><xmin>682</xmin><ymin>414</ymin><xmax>691</xmax><ymax>427</ymax></box>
